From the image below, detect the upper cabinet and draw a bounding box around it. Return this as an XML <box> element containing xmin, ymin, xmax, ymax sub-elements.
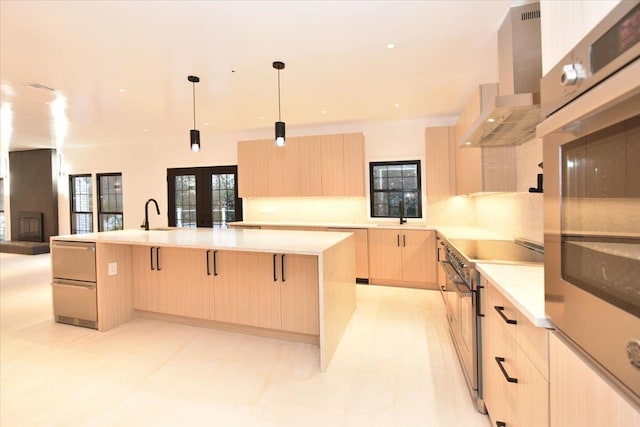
<box><xmin>454</xmin><ymin>84</ymin><xmax>517</xmax><ymax>194</ymax></box>
<box><xmin>425</xmin><ymin>126</ymin><xmax>456</xmax><ymax>197</ymax></box>
<box><xmin>238</xmin><ymin>132</ymin><xmax>365</xmax><ymax>198</ymax></box>
<box><xmin>540</xmin><ymin>0</ymin><xmax>621</xmax><ymax>75</ymax></box>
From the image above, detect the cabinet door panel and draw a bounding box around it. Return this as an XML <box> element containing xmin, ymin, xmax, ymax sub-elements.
<box><xmin>280</xmin><ymin>254</ymin><xmax>319</xmax><ymax>335</ymax></box>
<box><xmin>321</xmin><ymin>134</ymin><xmax>345</xmax><ymax>196</ymax></box>
<box><xmin>176</xmin><ymin>248</ymin><xmax>214</xmax><ymax>320</ymax></box>
<box><xmin>343</xmin><ymin>133</ymin><xmax>365</xmax><ymax>196</ymax></box>
<box><xmin>238</xmin><ymin>139</ymin><xmax>269</xmax><ymax>197</ymax></box>
<box><xmin>401</xmin><ymin>230</ymin><xmax>436</xmax><ymax>283</ymax></box>
<box><xmin>132</xmin><ymin>245</ymin><xmax>163</xmax><ymax>312</ymax></box>
<box><xmin>268</xmin><ymin>137</ymin><xmax>300</xmax><ymax>196</ymax></box>
<box><xmin>368</xmin><ymin>229</ymin><xmax>402</xmax><ymax>281</ymax></box>
<box><xmin>299</xmin><ymin>136</ymin><xmax>323</xmax><ymax>196</ymax></box>
<box><xmin>214</xmin><ymin>251</ymin><xmax>281</xmax><ymax>329</ymax></box>
<box><xmin>329</xmin><ymin>228</ymin><xmax>369</xmax><ymax>279</ymax></box>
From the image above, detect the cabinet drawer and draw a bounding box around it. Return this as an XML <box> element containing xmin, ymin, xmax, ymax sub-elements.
<box><xmin>516</xmin><ymin>342</ymin><xmax>549</xmax><ymax>427</ymax></box>
<box><xmin>487</xmin><ymin>280</ymin><xmax>521</xmax><ymax>341</ymax></box>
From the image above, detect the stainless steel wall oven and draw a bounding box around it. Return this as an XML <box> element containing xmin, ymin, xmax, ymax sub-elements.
<box><xmin>538</xmin><ymin>1</ymin><xmax>640</xmax><ymax>403</ymax></box>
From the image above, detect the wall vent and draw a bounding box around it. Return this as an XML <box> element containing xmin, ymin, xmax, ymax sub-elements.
<box><xmin>521</xmin><ymin>9</ymin><xmax>540</xmax><ymax>21</ymax></box>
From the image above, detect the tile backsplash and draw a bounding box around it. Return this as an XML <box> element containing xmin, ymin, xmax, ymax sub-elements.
<box><xmin>473</xmin><ymin>192</ymin><xmax>543</xmax><ymax>243</ymax></box>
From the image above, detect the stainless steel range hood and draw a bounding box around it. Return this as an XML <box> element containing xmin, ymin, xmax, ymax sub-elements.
<box><xmin>459</xmin><ymin>3</ymin><xmax>542</xmax><ymax>147</ymax></box>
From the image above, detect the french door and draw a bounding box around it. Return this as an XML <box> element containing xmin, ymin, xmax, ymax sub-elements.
<box><xmin>167</xmin><ymin>166</ymin><xmax>242</xmax><ymax>228</ymax></box>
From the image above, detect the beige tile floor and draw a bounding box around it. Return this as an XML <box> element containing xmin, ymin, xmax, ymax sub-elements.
<box><xmin>0</xmin><ymin>252</ymin><xmax>491</xmax><ymax>426</ymax></box>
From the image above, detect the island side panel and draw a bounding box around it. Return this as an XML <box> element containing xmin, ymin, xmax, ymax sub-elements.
<box><xmin>96</xmin><ymin>243</ymin><xmax>133</xmax><ymax>331</ymax></box>
<box><xmin>319</xmin><ymin>234</ymin><xmax>356</xmax><ymax>371</ymax></box>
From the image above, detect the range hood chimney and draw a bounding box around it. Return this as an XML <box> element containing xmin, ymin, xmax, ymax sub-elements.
<box><xmin>459</xmin><ymin>3</ymin><xmax>542</xmax><ymax>147</ymax></box>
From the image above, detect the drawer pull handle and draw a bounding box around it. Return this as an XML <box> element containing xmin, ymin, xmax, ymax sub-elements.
<box><xmin>495</xmin><ymin>357</ymin><xmax>518</xmax><ymax>383</ymax></box>
<box><xmin>494</xmin><ymin>305</ymin><xmax>517</xmax><ymax>325</ymax></box>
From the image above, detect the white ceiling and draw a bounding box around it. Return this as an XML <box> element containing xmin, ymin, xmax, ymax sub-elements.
<box><xmin>0</xmin><ymin>0</ymin><xmax>528</xmax><ymax>151</ymax></box>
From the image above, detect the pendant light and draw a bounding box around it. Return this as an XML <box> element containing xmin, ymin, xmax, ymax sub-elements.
<box><xmin>188</xmin><ymin>75</ymin><xmax>200</xmax><ymax>152</ymax></box>
<box><xmin>273</xmin><ymin>61</ymin><xmax>286</xmax><ymax>147</ymax></box>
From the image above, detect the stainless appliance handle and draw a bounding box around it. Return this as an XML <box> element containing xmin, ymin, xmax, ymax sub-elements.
<box><xmin>51</xmin><ymin>244</ymin><xmax>95</xmax><ymax>251</ymax></box>
<box><xmin>441</xmin><ymin>260</ymin><xmax>472</xmax><ymax>295</ymax></box>
<box><xmin>52</xmin><ymin>281</ymin><xmax>96</xmax><ymax>290</ymax></box>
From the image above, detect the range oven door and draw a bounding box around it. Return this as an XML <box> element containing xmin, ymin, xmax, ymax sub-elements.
<box><xmin>539</xmin><ymin>56</ymin><xmax>640</xmax><ymax>400</ymax></box>
<box><xmin>441</xmin><ymin>260</ymin><xmax>476</xmax><ymax>392</ymax></box>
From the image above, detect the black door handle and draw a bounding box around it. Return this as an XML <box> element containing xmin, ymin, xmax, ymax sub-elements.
<box><xmin>397</xmin><ymin>234</ymin><xmax>400</xmax><ymax>247</ymax></box>
<box><xmin>156</xmin><ymin>247</ymin><xmax>161</xmax><ymax>271</ymax></box>
<box><xmin>403</xmin><ymin>234</ymin><xmax>406</xmax><ymax>247</ymax></box>
<box><xmin>273</xmin><ymin>254</ymin><xmax>278</xmax><ymax>281</ymax></box>
<box><xmin>494</xmin><ymin>306</ymin><xmax>517</xmax><ymax>325</ymax></box>
<box><xmin>206</xmin><ymin>250</ymin><xmax>211</xmax><ymax>276</ymax></box>
<box><xmin>213</xmin><ymin>250</ymin><xmax>218</xmax><ymax>276</ymax></box>
<box><xmin>281</xmin><ymin>254</ymin><xmax>286</xmax><ymax>282</ymax></box>
<box><xmin>495</xmin><ymin>357</ymin><xmax>518</xmax><ymax>383</ymax></box>
<box><xmin>150</xmin><ymin>247</ymin><xmax>155</xmax><ymax>271</ymax></box>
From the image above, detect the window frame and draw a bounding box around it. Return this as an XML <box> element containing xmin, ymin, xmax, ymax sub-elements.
<box><xmin>369</xmin><ymin>160</ymin><xmax>423</xmax><ymax>219</ymax></box>
<box><xmin>97</xmin><ymin>172</ymin><xmax>123</xmax><ymax>232</ymax></box>
<box><xmin>69</xmin><ymin>173</ymin><xmax>94</xmax><ymax>234</ymax></box>
<box><xmin>167</xmin><ymin>165</ymin><xmax>242</xmax><ymax>228</ymax></box>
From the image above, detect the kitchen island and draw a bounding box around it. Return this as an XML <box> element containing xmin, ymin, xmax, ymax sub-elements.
<box><xmin>50</xmin><ymin>228</ymin><xmax>356</xmax><ymax>371</ymax></box>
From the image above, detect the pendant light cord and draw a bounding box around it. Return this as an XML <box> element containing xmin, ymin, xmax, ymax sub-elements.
<box><xmin>192</xmin><ymin>82</ymin><xmax>196</xmax><ymax>129</ymax></box>
<box><xmin>277</xmin><ymin>69</ymin><xmax>282</xmax><ymax>121</ymax></box>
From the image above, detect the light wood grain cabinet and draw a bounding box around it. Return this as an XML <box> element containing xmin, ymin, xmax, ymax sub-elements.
<box><xmin>132</xmin><ymin>246</ymin><xmax>215</xmax><ymax>320</ymax></box>
<box><xmin>368</xmin><ymin>229</ymin><xmax>436</xmax><ymax>288</ymax></box>
<box><xmin>481</xmin><ymin>275</ymin><xmax>550</xmax><ymax>427</ymax></box>
<box><xmin>549</xmin><ymin>332</ymin><xmax>640</xmax><ymax>427</ymax></box>
<box><xmin>425</xmin><ymin>126</ymin><xmax>456</xmax><ymax>197</ymax></box>
<box><xmin>454</xmin><ymin>83</ymin><xmax>517</xmax><ymax>194</ymax></box>
<box><xmin>238</xmin><ymin>139</ymin><xmax>269</xmax><ymax>197</ymax></box>
<box><xmin>213</xmin><ymin>250</ymin><xmax>319</xmax><ymax>334</ymax></box>
<box><xmin>237</xmin><ymin>132</ymin><xmax>364</xmax><ymax>197</ymax></box>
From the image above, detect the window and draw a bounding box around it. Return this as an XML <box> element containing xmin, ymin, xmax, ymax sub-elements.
<box><xmin>370</xmin><ymin>160</ymin><xmax>422</xmax><ymax>218</ymax></box>
<box><xmin>69</xmin><ymin>174</ymin><xmax>93</xmax><ymax>234</ymax></box>
<box><xmin>0</xmin><ymin>178</ymin><xmax>5</xmax><ymax>241</ymax></box>
<box><xmin>167</xmin><ymin>166</ymin><xmax>242</xmax><ymax>228</ymax></box>
<box><xmin>97</xmin><ymin>173</ymin><xmax>123</xmax><ymax>231</ymax></box>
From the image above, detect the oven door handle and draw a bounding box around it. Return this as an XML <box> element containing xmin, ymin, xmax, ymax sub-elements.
<box><xmin>441</xmin><ymin>260</ymin><xmax>472</xmax><ymax>296</ymax></box>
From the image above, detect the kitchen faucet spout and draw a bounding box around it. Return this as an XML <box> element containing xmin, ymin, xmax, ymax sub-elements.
<box><xmin>142</xmin><ymin>198</ymin><xmax>161</xmax><ymax>231</ymax></box>
<box><xmin>399</xmin><ymin>199</ymin><xmax>407</xmax><ymax>225</ymax></box>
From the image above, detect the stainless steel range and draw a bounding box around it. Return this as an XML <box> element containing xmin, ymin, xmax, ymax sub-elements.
<box><xmin>437</xmin><ymin>236</ymin><xmax>543</xmax><ymax>413</ymax></box>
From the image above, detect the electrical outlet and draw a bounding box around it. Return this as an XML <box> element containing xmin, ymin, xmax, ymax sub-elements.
<box><xmin>108</xmin><ymin>262</ymin><xmax>118</xmax><ymax>276</ymax></box>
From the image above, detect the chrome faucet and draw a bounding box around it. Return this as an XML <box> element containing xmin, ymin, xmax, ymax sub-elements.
<box><xmin>399</xmin><ymin>199</ymin><xmax>407</xmax><ymax>225</ymax></box>
<box><xmin>142</xmin><ymin>198</ymin><xmax>160</xmax><ymax>231</ymax></box>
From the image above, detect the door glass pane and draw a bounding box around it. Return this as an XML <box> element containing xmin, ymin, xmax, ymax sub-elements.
<box><xmin>212</xmin><ymin>173</ymin><xmax>235</xmax><ymax>227</ymax></box>
<box><xmin>175</xmin><ymin>175</ymin><xmax>196</xmax><ymax>228</ymax></box>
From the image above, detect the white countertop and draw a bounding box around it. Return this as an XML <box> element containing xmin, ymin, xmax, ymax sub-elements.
<box><xmin>476</xmin><ymin>263</ymin><xmax>552</xmax><ymax>328</ymax></box>
<box><xmin>51</xmin><ymin>228</ymin><xmax>353</xmax><ymax>255</ymax></box>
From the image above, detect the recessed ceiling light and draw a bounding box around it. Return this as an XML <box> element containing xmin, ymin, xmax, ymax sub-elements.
<box><xmin>487</xmin><ymin>118</ymin><xmax>496</xmax><ymax>123</ymax></box>
<box><xmin>119</xmin><ymin>88</ymin><xmax>126</xmax><ymax>93</ymax></box>
<box><xmin>205</xmin><ymin>122</ymin><xmax>210</xmax><ymax>126</ymax></box>
<box><xmin>387</xmin><ymin>43</ymin><xmax>395</xmax><ymax>49</ymax></box>
<box><xmin>143</xmin><ymin>128</ymin><xmax>149</xmax><ymax>132</ymax></box>
<box><xmin>321</xmin><ymin>110</ymin><xmax>327</xmax><ymax>114</ymax></box>
<box><xmin>465</xmin><ymin>141</ymin><xmax>472</xmax><ymax>146</ymax></box>
<box><xmin>259</xmin><ymin>117</ymin><xmax>265</xmax><ymax>120</ymax></box>
<box><xmin>394</xmin><ymin>103</ymin><xmax>400</xmax><ymax>108</ymax></box>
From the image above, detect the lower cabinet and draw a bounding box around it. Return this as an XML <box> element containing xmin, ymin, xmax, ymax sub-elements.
<box><xmin>368</xmin><ymin>229</ymin><xmax>436</xmax><ymax>287</ymax></box>
<box><xmin>213</xmin><ymin>250</ymin><xmax>320</xmax><ymax>335</ymax></box>
<box><xmin>328</xmin><ymin>227</ymin><xmax>369</xmax><ymax>279</ymax></box>
<box><xmin>133</xmin><ymin>246</ymin><xmax>320</xmax><ymax>335</ymax></box>
<box><xmin>132</xmin><ymin>246</ymin><xmax>215</xmax><ymax>320</ymax></box>
<box><xmin>481</xmin><ymin>276</ymin><xmax>550</xmax><ymax>427</ymax></box>
<box><xmin>549</xmin><ymin>332</ymin><xmax>640</xmax><ymax>427</ymax></box>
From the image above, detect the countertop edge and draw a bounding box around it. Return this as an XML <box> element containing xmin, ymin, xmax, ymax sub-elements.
<box><xmin>476</xmin><ymin>263</ymin><xmax>553</xmax><ymax>329</ymax></box>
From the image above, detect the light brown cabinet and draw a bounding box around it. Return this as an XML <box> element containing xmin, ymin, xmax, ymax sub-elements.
<box><xmin>368</xmin><ymin>229</ymin><xmax>436</xmax><ymax>288</ymax></box>
<box><xmin>481</xmin><ymin>275</ymin><xmax>549</xmax><ymax>427</ymax></box>
<box><xmin>213</xmin><ymin>250</ymin><xmax>319</xmax><ymax>334</ymax></box>
<box><xmin>549</xmin><ymin>332</ymin><xmax>640</xmax><ymax>427</ymax></box>
<box><xmin>454</xmin><ymin>83</ymin><xmax>517</xmax><ymax>194</ymax></box>
<box><xmin>237</xmin><ymin>132</ymin><xmax>364</xmax><ymax>197</ymax></box>
<box><xmin>425</xmin><ymin>126</ymin><xmax>456</xmax><ymax>197</ymax></box>
<box><xmin>132</xmin><ymin>246</ymin><xmax>215</xmax><ymax>320</ymax></box>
